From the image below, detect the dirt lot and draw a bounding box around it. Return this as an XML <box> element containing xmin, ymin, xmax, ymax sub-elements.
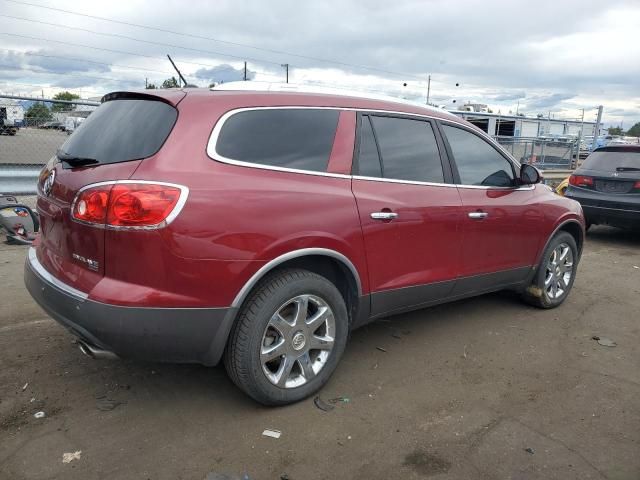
<box><xmin>1</xmin><ymin>227</ymin><xmax>639</xmax><ymax>480</ymax></box>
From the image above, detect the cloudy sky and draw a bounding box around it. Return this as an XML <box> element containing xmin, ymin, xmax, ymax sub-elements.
<box><xmin>1</xmin><ymin>0</ymin><xmax>639</xmax><ymax>127</ymax></box>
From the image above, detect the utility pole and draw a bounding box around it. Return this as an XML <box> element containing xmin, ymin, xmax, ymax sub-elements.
<box><xmin>281</xmin><ymin>63</ymin><xmax>289</xmax><ymax>83</ymax></box>
<box><xmin>592</xmin><ymin>105</ymin><xmax>603</xmax><ymax>151</ymax></box>
<box><xmin>145</xmin><ymin>77</ymin><xmax>148</xmax><ymax>88</ymax></box>
<box><xmin>426</xmin><ymin>75</ymin><xmax>431</xmax><ymax>105</ymax></box>
<box><xmin>243</xmin><ymin>62</ymin><xmax>247</xmax><ymax>81</ymax></box>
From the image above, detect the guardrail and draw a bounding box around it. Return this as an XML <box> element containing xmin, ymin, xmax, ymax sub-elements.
<box><xmin>0</xmin><ymin>163</ymin><xmax>41</xmax><ymax>195</ymax></box>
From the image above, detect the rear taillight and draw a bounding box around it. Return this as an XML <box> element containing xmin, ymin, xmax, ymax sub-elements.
<box><xmin>634</xmin><ymin>181</ymin><xmax>640</xmax><ymax>190</ymax></box>
<box><xmin>72</xmin><ymin>181</ymin><xmax>187</xmax><ymax>229</ymax></box>
<box><xmin>569</xmin><ymin>175</ymin><xmax>594</xmax><ymax>187</ymax></box>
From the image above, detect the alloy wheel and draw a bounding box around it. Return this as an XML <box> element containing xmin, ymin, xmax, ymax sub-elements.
<box><xmin>544</xmin><ymin>242</ymin><xmax>574</xmax><ymax>300</ymax></box>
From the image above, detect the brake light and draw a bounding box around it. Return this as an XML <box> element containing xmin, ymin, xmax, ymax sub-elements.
<box><xmin>634</xmin><ymin>181</ymin><xmax>640</xmax><ymax>189</ymax></box>
<box><xmin>569</xmin><ymin>175</ymin><xmax>593</xmax><ymax>187</ymax></box>
<box><xmin>72</xmin><ymin>182</ymin><xmax>187</xmax><ymax>229</ymax></box>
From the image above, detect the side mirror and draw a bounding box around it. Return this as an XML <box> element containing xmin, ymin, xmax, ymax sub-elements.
<box><xmin>520</xmin><ymin>164</ymin><xmax>541</xmax><ymax>185</ymax></box>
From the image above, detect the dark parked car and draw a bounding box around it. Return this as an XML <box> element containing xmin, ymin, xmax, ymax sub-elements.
<box><xmin>565</xmin><ymin>145</ymin><xmax>640</xmax><ymax>229</ymax></box>
<box><xmin>25</xmin><ymin>85</ymin><xmax>585</xmax><ymax>405</ymax></box>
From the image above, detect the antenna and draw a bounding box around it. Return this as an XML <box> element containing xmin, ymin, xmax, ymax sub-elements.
<box><xmin>166</xmin><ymin>54</ymin><xmax>188</xmax><ymax>87</ymax></box>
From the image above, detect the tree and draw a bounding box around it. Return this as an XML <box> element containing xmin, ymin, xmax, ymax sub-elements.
<box><xmin>161</xmin><ymin>77</ymin><xmax>180</xmax><ymax>89</ymax></box>
<box><xmin>626</xmin><ymin>122</ymin><xmax>640</xmax><ymax>137</ymax></box>
<box><xmin>145</xmin><ymin>82</ymin><xmax>158</xmax><ymax>89</ymax></box>
<box><xmin>51</xmin><ymin>91</ymin><xmax>80</xmax><ymax>112</ymax></box>
<box><xmin>25</xmin><ymin>103</ymin><xmax>52</xmax><ymax>126</ymax></box>
<box><xmin>607</xmin><ymin>126</ymin><xmax>623</xmax><ymax>135</ymax></box>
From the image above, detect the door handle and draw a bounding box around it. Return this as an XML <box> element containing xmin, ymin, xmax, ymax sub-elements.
<box><xmin>370</xmin><ymin>211</ymin><xmax>398</xmax><ymax>220</ymax></box>
<box><xmin>468</xmin><ymin>211</ymin><xmax>488</xmax><ymax>220</ymax></box>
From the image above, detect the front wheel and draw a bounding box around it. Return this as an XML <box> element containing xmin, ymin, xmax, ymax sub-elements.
<box><xmin>522</xmin><ymin>232</ymin><xmax>578</xmax><ymax>309</ymax></box>
<box><xmin>224</xmin><ymin>269</ymin><xmax>349</xmax><ymax>405</ymax></box>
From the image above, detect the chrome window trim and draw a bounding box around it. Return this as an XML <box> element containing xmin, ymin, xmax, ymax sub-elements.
<box><xmin>231</xmin><ymin>248</ymin><xmax>362</xmax><ymax>308</ymax></box>
<box><xmin>28</xmin><ymin>247</ymin><xmax>88</xmax><ymax>300</ymax></box>
<box><xmin>206</xmin><ymin>106</ymin><xmax>532</xmax><ymax>190</ymax></box>
<box><xmin>70</xmin><ymin>180</ymin><xmax>189</xmax><ymax>230</ymax></box>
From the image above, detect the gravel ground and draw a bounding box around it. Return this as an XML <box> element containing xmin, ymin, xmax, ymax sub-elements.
<box><xmin>0</xmin><ymin>128</ymin><xmax>66</xmax><ymax>165</ymax></box>
<box><xmin>0</xmin><ymin>226</ymin><xmax>639</xmax><ymax>480</ymax></box>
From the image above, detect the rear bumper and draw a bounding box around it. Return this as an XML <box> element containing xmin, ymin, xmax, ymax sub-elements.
<box><xmin>565</xmin><ymin>190</ymin><xmax>640</xmax><ymax>228</ymax></box>
<box><xmin>24</xmin><ymin>248</ymin><xmax>236</xmax><ymax>365</ymax></box>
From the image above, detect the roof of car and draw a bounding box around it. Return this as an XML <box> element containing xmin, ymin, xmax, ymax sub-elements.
<box><xmin>594</xmin><ymin>145</ymin><xmax>640</xmax><ymax>153</ymax></box>
<box><xmin>109</xmin><ymin>83</ymin><xmax>461</xmax><ymax>123</ymax></box>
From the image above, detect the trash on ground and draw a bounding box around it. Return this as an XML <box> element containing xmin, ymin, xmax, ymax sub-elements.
<box><xmin>524</xmin><ymin>447</ymin><xmax>535</xmax><ymax>454</ymax></box>
<box><xmin>22</xmin><ymin>382</ymin><xmax>28</xmax><ymax>391</ymax></box>
<box><xmin>633</xmin><ymin>265</ymin><xmax>639</xmax><ymax>269</ymax></box>
<box><xmin>592</xmin><ymin>336</ymin><xmax>617</xmax><ymax>347</ymax></box>
<box><xmin>262</xmin><ymin>429</ymin><xmax>281</xmax><ymax>439</ymax></box>
<box><xmin>463</xmin><ymin>345</ymin><xmax>468</xmax><ymax>359</ymax></box>
<box><xmin>376</xmin><ymin>346</ymin><xmax>387</xmax><ymax>352</ymax></box>
<box><xmin>328</xmin><ymin>396</ymin><xmax>350</xmax><ymax>404</ymax></box>
<box><xmin>391</xmin><ymin>333</ymin><xmax>402</xmax><ymax>339</ymax></box>
<box><xmin>313</xmin><ymin>396</ymin><xmax>334</xmax><ymax>412</ymax></box>
<box><xmin>62</xmin><ymin>451</ymin><xmax>82</xmax><ymax>463</ymax></box>
<box><xmin>33</xmin><ymin>411</ymin><xmax>45</xmax><ymax>419</ymax></box>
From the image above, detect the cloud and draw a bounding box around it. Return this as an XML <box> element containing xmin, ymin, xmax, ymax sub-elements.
<box><xmin>194</xmin><ymin>64</ymin><xmax>255</xmax><ymax>84</ymax></box>
<box><xmin>524</xmin><ymin>93</ymin><xmax>577</xmax><ymax>110</ymax></box>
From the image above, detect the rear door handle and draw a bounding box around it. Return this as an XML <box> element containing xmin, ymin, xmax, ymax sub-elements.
<box><xmin>371</xmin><ymin>211</ymin><xmax>398</xmax><ymax>220</ymax></box>
<box><xmin>468</xmin><ymin>211</ymin><xmax>488</xmax><ymax>220</ymax></box>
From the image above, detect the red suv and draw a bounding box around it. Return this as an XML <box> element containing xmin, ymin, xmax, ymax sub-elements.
<box><xmin>25</xmin><ymin>86</ymin><xmax>585</xmax><ymax>405</ymax></box>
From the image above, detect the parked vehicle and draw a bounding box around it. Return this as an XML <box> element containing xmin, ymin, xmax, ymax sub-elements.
<box><xmin>24</xmin><ymin>85</ymin><xmax>585</xmax><ymax>405</ymax></box>
<box><xmin>1</xmin><ymin>106</ymin><xmax>18</xmax><ymax>135</ymax></box>
<box><xmin>40</xmin><ymin>121</ymin><xmax>64</xmax><ymax>130</ymax></box>
<box><xmin>565</xmin><ymin>145</ymin><xmax>640</xmax><ymax>229</ymax></box>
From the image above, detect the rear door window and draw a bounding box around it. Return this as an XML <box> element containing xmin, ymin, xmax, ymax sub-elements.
<box><xmin>442</xmin><ymin>124</ymin><xmax>515</xmax><ymax>187</ymax></box>
<box><xmin>369</xmin><ymin>116</ymin><xmax>444</xmax><ymax>183</ymax></box>
<box><xmin>59</xmin><ymin>99</ymin><xmax>178</xmax><ymax>165</ymax></box>
<box><xmin>355</xmin><ymin>116</ymin><xmax>382</xmax><ymax>178</ymax></box>
<box><xmin>215</xmin><ymin>109</ymin><xmax>339</xmax><ymax>172</ymax></box>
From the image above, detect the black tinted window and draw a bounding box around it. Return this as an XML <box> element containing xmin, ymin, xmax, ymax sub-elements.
<box><xmin>60</xmin><ymin>99</ymin><xmax>177</xmax><ymax>165</ymax></box>
<box><xmin>356</xmin><ymin>116</ymin><xmax>382</xmax><ymax>177</ymax></box>
<box><xmin>371</xmin><ymin>116</ymin><xmax>444</xmax><ymax>183</ymax></box>
<box><xmin>582</xmin><ymin>150</ymin><xmax>640</xmax><ymax>172</ymax></box>
<box><xmin>443</xmin><ymin>125</ymin><xmax>515</xmax><ymax>187</ymax></box>
<box><xmin>216</xmin><ymin>109</ymin><xmax>339</xmax><ymax>172</ymax></box>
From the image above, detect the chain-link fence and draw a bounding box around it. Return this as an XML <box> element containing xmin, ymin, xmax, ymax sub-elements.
<box><xmin>494</xmin><ymin>136</ymin><xmax>579</xmax><ymax>170</ymax></box>
<box><xmin>1</xmin><ymin>95</ymin><xmax>99</xmax><ymax>194</ymax></box>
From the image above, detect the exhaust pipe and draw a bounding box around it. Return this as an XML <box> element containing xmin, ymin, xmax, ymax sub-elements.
<box><xmin>78</xmin><ymin>341</ymin><xmax>118</xmax><ymax>360</ymax></box>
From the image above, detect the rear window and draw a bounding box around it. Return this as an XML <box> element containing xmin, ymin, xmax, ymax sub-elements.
<box><xmin>582</xmin><ymin>150</ymin><xmax>640</xmax><ymax>172</ymax></box>
<box><xmin>215</xmin><ymin>109</ymin><xmax>339</xmax><ymax>172</ymax></box>
<box><xmin>59</xmin><ymin>99</ymin><xmax>177</xmax><ymax>165</ymax></box>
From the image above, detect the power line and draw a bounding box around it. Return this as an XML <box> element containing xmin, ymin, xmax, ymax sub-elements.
<box><xmin>0</xmin><ymin>13</ymin><xmax>283</xmax><ymax>67</ymax></box>
<box><xmin>0</xmin><ymin>48</ymin><xmax>177</xmax><ymax>76</ymax></box>
<box><xmin>1</xmin><ymin>0</ymin><xmax>427</xmax><ymax>81</ymax></box>
<box><xmin>0</xmin><ymin>32</ymin><xmax>255</xmax><ymax>75</ymax></box>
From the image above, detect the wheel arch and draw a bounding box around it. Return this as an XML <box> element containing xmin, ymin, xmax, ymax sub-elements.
<box><xmin>537</xmin><ymin>218</ymin><xmax>585</xmax><ymax>266</ymax></box>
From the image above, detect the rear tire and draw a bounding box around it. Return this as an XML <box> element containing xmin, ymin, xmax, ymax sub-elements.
<box><xmin>224</xmin><ymin>269</ymin><xmax>349</xmax><ymax>406</ymax></box>
<box><xmin>522</xmin><ymin>232</ymin><xmax>578</xmax><ymax>309</ymax></box>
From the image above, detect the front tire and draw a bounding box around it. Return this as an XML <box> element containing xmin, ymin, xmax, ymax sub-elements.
<box><xmin>522</xmin><ymin>232</ymin><xmax>578</xmax><ymax>309</ymax></box>
<box><xmin>224</xmin><ymin>269</ymin><xmax>349</xmax><ymax>406</ymax></box>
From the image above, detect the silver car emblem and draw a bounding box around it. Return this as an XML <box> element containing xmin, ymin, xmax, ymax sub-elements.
<box><xmin>42</xmin><ymin>169</ymin><xmax>56</xmax><ymax>196</ymax></box>
<box><xmin>611</xmin><ymin>172</ymin><xmax>619</xmax><ymax>177</ymax></box>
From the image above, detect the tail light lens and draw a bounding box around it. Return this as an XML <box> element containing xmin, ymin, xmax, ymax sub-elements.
<box><xmin>569</xmin><ymin>175</ymin><xmax>594</xmax><ymax>187</ymax></box>
<box><xmin>72</xmin><ymin>182</ymin><xmax>187</xmax><ymax>229</ymax></box>
<box><xmin>634</xmin><ymin>181</ymin><xmax>640</xmax><ymax>189</ymax></box>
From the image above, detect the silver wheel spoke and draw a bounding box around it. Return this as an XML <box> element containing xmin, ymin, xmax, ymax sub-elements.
<box><xmin>275</xmin><ymin>355</ymin><xmax>296</xmax><ymax>387</ymax></box>
<box><xmin>297</xmin><ymin>352</ymin><xmax>316</xmax><ymax>380</ymax></box>
<box><xmin>261</xmin><ymin>338</ymin><xmax>286</xmax><ymax>363</ymax></box>
<box><xmin>293</xmin><ymin>296</ymin><xmax>309</xmax><ymax>326</ymax></box>
<box><xmin>308</xmin><ymin>334</ymin><xmax>334</xmax><ymax>351</ymax></box>
<box><xmin>306</xmin><ymin>305</ymin><xmax>330</xmax><ymax>331</ymax></box>
<box><xmin>270</xmin><ymin>312</ymin><xmax>294</xmax><ymax>337</ymax></box>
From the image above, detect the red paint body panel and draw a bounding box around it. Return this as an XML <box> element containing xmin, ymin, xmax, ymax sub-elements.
<box><xmin>32</xmin><ymin>88</ymin><xmax>584</xmax><ymax>315</ymax></box>
<box><xmin>352</xmin><ymin>180</ymin><xmax>462</xmax><ymax>294</ymax></box>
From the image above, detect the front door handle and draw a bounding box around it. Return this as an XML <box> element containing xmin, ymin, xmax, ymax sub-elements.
<box><xmin>468</xmin><ymin>211</ymin><xmax>489</xmax><ymax>220</ymax></box>
<box><xmin>371</xmin><ymin>211</ymin><xmax>398</xmax><ymax>220</ymax></box>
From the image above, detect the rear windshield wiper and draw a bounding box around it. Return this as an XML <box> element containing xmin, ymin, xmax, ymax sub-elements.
<box><xmin>616</xmin><ymin>167</ymin><xmax>640</xmax><ymax>172</ymax></box>
<box><xmin>57</xmin><ymin>149</ymin><xmax>99</xmax><ymax>167</ymax></box>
